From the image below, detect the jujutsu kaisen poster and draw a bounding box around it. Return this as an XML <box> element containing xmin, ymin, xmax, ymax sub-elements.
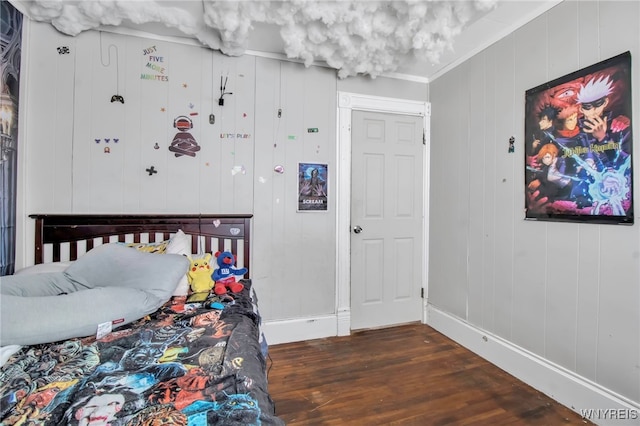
<box><xmin>298</xmin><ymin>162</ymin><xmax>328</xmax><ymax>211</ymax></box>
<box><xmin>524</xmin><ymin>51</ymin><xmax>633</xmax><ymax>225</ymax></box>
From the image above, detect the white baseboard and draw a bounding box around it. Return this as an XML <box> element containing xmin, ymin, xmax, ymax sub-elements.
<box><xmin>426</xmin><ymin>304</ymin><xmax>640</xmax><ymax>426</ymax></box>
<box><xmin>262</xmin><ymin>315</ymin><xmax>339</xmax><ymax>345</ymax></box>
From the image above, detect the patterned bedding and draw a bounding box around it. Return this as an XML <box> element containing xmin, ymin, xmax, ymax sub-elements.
<box><xmin>0</xmin><ymin>280</ymin><xmax>284</xmax><ymax>425</ymax></box>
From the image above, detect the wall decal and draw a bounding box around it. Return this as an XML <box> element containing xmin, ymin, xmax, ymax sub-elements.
<box><xmin>220</xmin><ymin>133</ymin><xmax>251</xmax><ymax>139</ymax></box>
<box><xmin>154</xmin><ymin>143</ymin><xmax>159</xmax><ymax>149</ymax></box>
<box><xmin>525</xmin><ymin>51</ymin><xmax>633</xmax><ymax>225</ymax></box>
<box><xmin>142</xmin><ymin>46</ymin><xmax>156</xmax><ymax>55</ymax></box>
<box><xmin>104</xmin><ymin>147</ymin><xmax>110</xmax><ymax>153</ymax></box>
<box><xmin>140</xmin><ymin>45</ymin><xmax>169</xmax><ymax>82</ymax></box>
<box><xmin>231</xmin><ymin>165</ymin><xmax>245</xmax><ymax>176</ymax></box>
<box><xmin>160</xmin><ymin>107</ymin><xmax>166</xmax><ymax>112</ymax></box>
<box><xmin>508</xmin><ymin>136</ymin><xmax>515</xmax><ymax>153</ymax></box>
<box><xmin>218</xmin><ymin>74</ymin><xmax>232</xmax><ymax>106</ymax></box>
<box><xmin>168</xmin><ymin>115</ymin><xmax>201</xmax><ymax>157</ymax></box>
<box><xmin>307</xmin><ymin>128</ymin><xmax>318</xmax><ymax>133</ymax></box>
<box><xmin>146</xmin><ymin>166</ymin><xmax>158</xmax><ymax>176</ymax></box>
<box><xmin>94</xmin><ymin>138</ymin><xmax>120</xmax><ymax>144</ymax></box>
<box><xmin>100</xmin><ymin>34</ymin><xmax>124</xmax><ymax>103</ymax></box>
<box><xmin>273</xmin><ymin>165</ymin><xmax>284</xmax><ymax>174</ymax></box>
<box><xmin>57</xmin><ymin>46</ymin><xmax>69</xmax><ymax>54</ymax></box>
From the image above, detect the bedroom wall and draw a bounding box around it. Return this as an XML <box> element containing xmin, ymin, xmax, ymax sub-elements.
<box><xmin>16</xmin><ymin>20</ymin><xmax>429</xmax><ymax>330</ymax></box>
<box><xmin>15</xmin><ymin>21</ymin><xmax>340</xmax><ymax>323</ymax></box>
<box><xmin>427</xmin><ymin>0</ymin><xmax>639</xmax><ymax>418</ymax></box>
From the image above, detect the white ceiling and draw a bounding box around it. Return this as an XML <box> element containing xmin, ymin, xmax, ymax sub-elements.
<box><xmin>402</xmin><ymin>0</ymin><xmax>562</xmax><ymax>81</ymax></box>
<box><xmin>13</xmin><ymin>0</ymin><xmax>562</xmax><ymax>82</ymax></box>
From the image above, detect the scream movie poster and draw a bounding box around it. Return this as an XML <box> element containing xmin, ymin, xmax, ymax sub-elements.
<box><xmin>524</xmin><ymin>51</ymin><xmax>633</xmax><ymax>225</ymax></box>
<box><xmin>298</xmin><ymin>162</ymin><xmax>328</xmax><ymax>211</ymax></box>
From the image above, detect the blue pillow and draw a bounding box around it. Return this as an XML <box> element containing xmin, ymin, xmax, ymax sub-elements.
<box><xmin>0</xmin><ymin>244</ymin><xmax>189</xmax><ymax>346</ymax></box>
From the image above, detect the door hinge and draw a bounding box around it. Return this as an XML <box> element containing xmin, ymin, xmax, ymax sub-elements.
<box><xmin>421</xmin><ymin>288</ymin><xmax>424</xmax><ymax>298</ymax></box>
<box><xmin>422</xmin><ymin>130</ymin><xmax>426</xmax><ymax>145</ymax></box>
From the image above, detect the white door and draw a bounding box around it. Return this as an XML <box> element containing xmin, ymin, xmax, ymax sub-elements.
<box><xmin>350</xmin><ymin>110</ymin><xmax>424</xmax><ymax>330</ymax></box>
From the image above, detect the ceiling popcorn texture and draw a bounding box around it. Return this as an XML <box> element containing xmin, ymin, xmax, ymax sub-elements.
<box><xmin>23</xmin><ymin>0</ymin><xmax>497</xmax><ymax>78</ymax></box>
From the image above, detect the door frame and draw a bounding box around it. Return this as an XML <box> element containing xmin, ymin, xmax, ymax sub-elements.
<box><xmin>336</xmin><ymin>92</ymin><xmax>431</xmax><ymax>335</ymax></box>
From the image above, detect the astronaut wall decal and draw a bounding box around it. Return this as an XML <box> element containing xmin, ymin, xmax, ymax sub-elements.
<box><xmin>168</xmin><ymin>115</ymin><xmax>201</xmax><ymax>157</ymax></box>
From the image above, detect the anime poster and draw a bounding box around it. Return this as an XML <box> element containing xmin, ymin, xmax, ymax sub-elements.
<box><xmin>298</xmin><ymin>162</ymin><xmax>328</xmax><ymax>211</ymax></box>
<box><xmin>524</xmin><ymin>51</ymin><xmax>633</xmax><ymax>225</ymax></box>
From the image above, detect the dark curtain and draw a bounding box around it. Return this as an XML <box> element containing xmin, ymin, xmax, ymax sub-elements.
<box><xmin>0</xmin><ymin>3</ymin><xmax>22</xmax><ymax>276</ymax></box>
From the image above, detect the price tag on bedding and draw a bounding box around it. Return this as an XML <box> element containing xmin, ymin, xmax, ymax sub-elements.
<box><xmin>96</xmin><ymin>321</ymin><xmax>113</xmax><ymax>340</ymax></box>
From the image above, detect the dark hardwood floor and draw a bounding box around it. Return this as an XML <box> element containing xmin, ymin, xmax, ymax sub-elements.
<box><xmin>266</xmin><ymin>323</ymin><xmax>592</xmax><ymax>425</ymax></box>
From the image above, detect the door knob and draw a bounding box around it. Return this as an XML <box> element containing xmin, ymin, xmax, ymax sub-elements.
<box><xmin>353</xmin><ymin>225</ymin><xmax>363</xmax><ymax>234</ymax></box>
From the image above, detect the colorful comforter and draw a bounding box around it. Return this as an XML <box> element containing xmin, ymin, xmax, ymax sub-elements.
<box><xmin>0</xmin><ymin>280</ymin><xmax>284</xmax><ymax>425</ymax></box>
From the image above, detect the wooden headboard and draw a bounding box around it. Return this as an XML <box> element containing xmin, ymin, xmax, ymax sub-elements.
<box><xmin>29</xmin><ymin>214</ymin><xmax>252</xmax><ymax>275</ymax></box>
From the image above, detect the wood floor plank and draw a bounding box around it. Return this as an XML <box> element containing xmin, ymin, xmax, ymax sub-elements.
<box><xmin>266</xmin><ymin>323</ymin><xmax>592</xmax><ymax>425</ymax></box>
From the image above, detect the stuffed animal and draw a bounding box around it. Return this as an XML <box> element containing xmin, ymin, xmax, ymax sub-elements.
<box><xmin>187</xmin><ymin>254</ymin><xmax>215</xmax><ymax>295</ymax></box>
<box><xmin>212</xmin><ymin>251</ymin><xmax>247</xmax><ymax>295</ymax></box>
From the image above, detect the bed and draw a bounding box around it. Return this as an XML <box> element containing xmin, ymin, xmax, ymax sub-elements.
<box><xmin>0</xmin><ymin>214</ymin><xmax>284</xmax><ymax>425</ymax></box>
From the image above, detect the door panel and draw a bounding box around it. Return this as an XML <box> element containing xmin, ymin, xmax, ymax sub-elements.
<box><xmin>364</xmin><ymin>154</ymin><xmax>384</xmax><ymax>217</ymax></box>
<box><xmin>351</xmin><ymin>110</ymin><xmax>423</xmax><ymax>330</ymax></box>
<box><xmin>363</xmin><ymin>239</ymin><xmax>384</xmax><ymax>303</ymax></box>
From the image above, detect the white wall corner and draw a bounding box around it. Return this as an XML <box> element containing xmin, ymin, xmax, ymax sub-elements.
<box><xmin>422</xmin><ymin>296</ymin><xmax>429</xmax><ymax>324</ymax></box>
<box><xmin>426</xmin><ymin>304</ymin><xmax>640</xmax><ymax>426</ymax></box>
<box><xmin>337</xmin><ymin>309</ymin><xmax>351</xmax><ymax>336</ymax></box>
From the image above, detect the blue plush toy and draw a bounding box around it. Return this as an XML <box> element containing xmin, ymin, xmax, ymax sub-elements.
<box><xmin>212</xmin><ymin>251</ymin><xmax>247</xmax><ymax>295</ymax></box>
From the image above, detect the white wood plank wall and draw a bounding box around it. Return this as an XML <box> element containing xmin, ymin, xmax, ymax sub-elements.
<box><xmin>428</xmin><ymin>0</ymin><xmax>640</xmax><ymax>417</ymax></box>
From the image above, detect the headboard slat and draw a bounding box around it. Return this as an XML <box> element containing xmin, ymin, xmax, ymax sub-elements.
<box><xmin>53</xmin><ymin>245</ymin><xmax>61</xmax><ymax>263</ymax></box>
<box><xmin>70</xmin><ymin>242</ymin><xmax>78</xmax><ymax>261</ymax></box>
